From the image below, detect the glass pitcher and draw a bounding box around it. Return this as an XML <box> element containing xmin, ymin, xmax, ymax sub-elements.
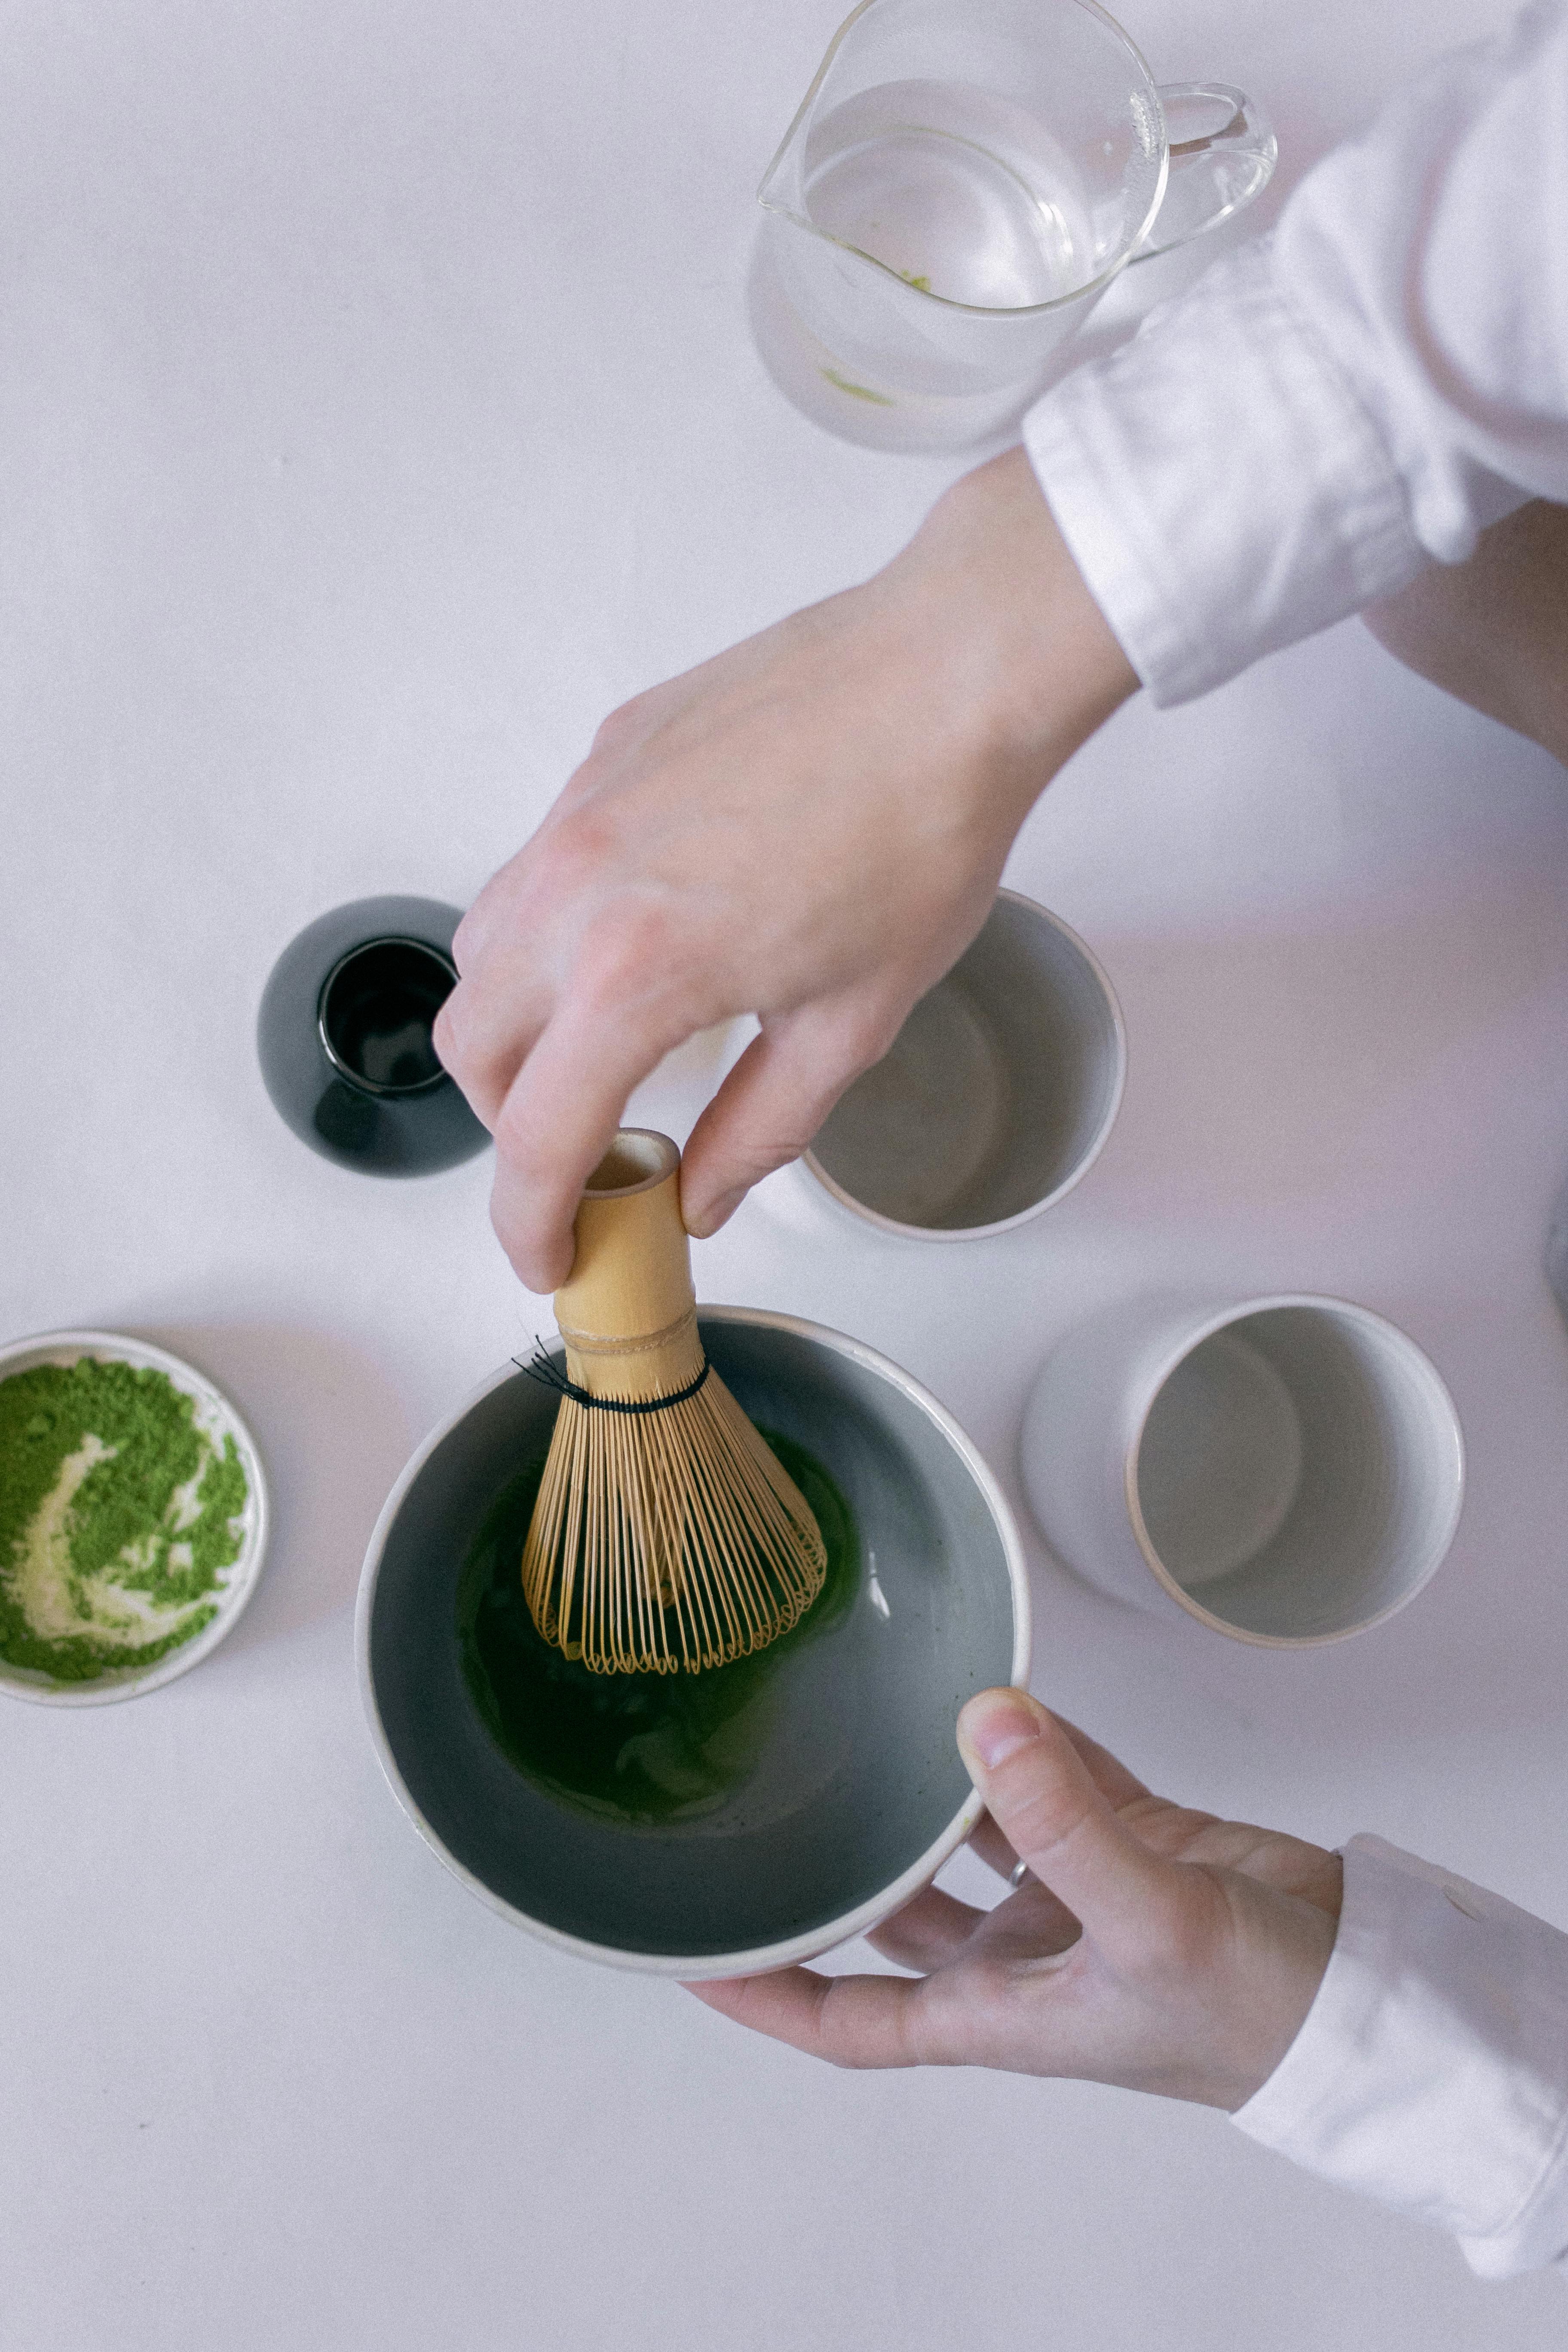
<box><xmin>756</xmin><ymin>0</ymin><xmax>1275</xmax><ymax>439</ymax></box>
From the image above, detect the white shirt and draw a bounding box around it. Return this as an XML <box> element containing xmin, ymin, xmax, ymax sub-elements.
<box><xmin>1234</xmin><ymin>1840</ymin><xmax>1568</xmax><ymax>2277</ymax></box>
<box><xmin>1025</xmin><ymin>0</ymin><xmax>1568</xmax><ymax>707</ymax></box>
<box><xmin>1023</xmin><ymin>0</ymin><xmax>1568</xmax><ymax>2280</ymax></box>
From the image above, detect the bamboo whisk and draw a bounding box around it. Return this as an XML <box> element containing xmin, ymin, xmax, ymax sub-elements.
<box><xmin>521</xmin><ymin>1130</ymin><xmax>827</xmax><ymax>1675</ymax></box>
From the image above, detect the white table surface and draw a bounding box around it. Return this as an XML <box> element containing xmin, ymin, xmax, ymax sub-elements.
<box><xmin>5</xmin><ymin>0</ymin><xmax>1568</xmax><ymax>2343</ymax></box>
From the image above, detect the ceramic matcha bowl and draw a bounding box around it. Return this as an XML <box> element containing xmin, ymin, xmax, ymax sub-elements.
<box><xmin>357</xmin><ymin>1309</ymin><xmax>1029</xmax><ymax>1977</ymax></box>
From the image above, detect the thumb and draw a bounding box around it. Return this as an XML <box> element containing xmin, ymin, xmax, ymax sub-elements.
<box><xmin>681</xmin><ymin>995</ymin><xmax>900</xmax><ymax>1237</ymax></box>
<box><xmin>958</xmin><ymin>1689</ymin><xmax>1182</xmax><ymax>1955</ymax></box>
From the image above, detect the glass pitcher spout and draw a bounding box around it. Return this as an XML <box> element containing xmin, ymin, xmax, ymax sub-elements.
<box><xmin>757</xmin><ymin>0</ymin><xmax>878</xmax><ymax>233</ymax></box>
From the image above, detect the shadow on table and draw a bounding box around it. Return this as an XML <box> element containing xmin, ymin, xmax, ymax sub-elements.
<box><xmin>1074</xmin><ymin>879</ymin><xmax>1568</xmax><ymax>1232</ymax></box>
<box><xmin>131</xmin><ymin>1320</ymin><xmax>415</xmax><ymax>1650</ymax></box>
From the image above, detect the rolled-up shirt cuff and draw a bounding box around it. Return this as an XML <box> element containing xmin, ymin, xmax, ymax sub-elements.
<box><xmin>1232</xmin><ymin>1834</ymin><xmax>1568</xmax><ymax>2278</ymax></box>
<box><xmin>1022</xmin><ymin>238</ymin><xmax>1426</xmax><ymax>706</ymax></box>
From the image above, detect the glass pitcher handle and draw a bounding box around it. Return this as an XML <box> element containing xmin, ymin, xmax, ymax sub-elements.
<box><xmin>1131</xmin><ymin>83</ymin><xmax>1277</xmax><ymax>262</ymax></box>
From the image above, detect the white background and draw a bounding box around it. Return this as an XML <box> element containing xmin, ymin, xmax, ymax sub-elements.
<box><xmin>4</xmin><ymin>0</ymin><xmax>1568</xmax><ymax>2342</ymax></box>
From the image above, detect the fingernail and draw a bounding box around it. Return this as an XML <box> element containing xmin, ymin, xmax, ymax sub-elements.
<box><xmin>688</xmin><ymin>1186</ymin><xmax>746</xmax><ymax>1239</ymax></box>
<box><xmin>959</xmin><ymin>1689</ymin><xmax>1044</xmax><ymax>1773</ymax></box>
<box><xmin>514</xmin><ymin>1247</ymin><xmax>571</xmax><ymax>1295</ymax></box>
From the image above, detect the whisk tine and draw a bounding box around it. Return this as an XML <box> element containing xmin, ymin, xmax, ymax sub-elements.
<box><xmin>524</xmin><ymin>1365</ymin><xmax>827</xmax><ymax>1673</ymax></box>
<box><xmin>519</xmin><ymin>1130</ymin><xmax>827</xmax><ymax>1676</ymax></box>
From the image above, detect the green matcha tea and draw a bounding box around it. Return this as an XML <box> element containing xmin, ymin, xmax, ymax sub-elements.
<box><xmin>456</xmin><ymin>1431</ymin><xmax>859</xmax><ymax>1825</ymax></box>
<box><xmin>0</xmin><ymin>1356</ymin><xmax>249</xmax><ymax>1683</ymax></box>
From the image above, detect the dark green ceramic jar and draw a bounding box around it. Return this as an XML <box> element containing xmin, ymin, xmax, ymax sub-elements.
<box><xmin>257</xmin><ymin>895</ymin><xmax>490</xmax><ymax>1176</ymax></box>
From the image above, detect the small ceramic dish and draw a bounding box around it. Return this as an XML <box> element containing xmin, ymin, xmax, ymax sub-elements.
<box><xmin>358</xmin><ymin>1308</ymin><xmax>1031</xmax><ymax>1977</ymax></box>
<box><xmin>0</xmin><ymin>1330</ymin><xmax>270</xmax><ymax>1706</ymax></box>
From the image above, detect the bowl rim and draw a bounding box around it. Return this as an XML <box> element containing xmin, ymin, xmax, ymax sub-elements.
<box><xmin>1122</xmin><ymin>1289</ymin><xmax>1467</xmax><ymax>1647</ymax></box>
<box><xmin>0</xmin><ymin>1327</ymin><xmax>271</xmax><ymax>1706</ymax></box>
<box><xmin>801</xmin><ymin>891</ymin><xmax>1127</xmax><ymax>1243</ymax></box>
<box><xmin>355</xmin><ymin>1304</ymin><xmax>1032</xmax><ymax>1978</ymax></box>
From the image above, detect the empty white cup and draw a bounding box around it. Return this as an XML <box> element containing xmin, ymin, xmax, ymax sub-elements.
<box><xmin>1020</xmin><ymin>1294</ymin><xmax>1464</xmax><ymax>1645</ymax></box>
<box><xmin>804</xmin><ymin>890</ymin><xmax>1125</xmax><ymax>1239</ymax></box>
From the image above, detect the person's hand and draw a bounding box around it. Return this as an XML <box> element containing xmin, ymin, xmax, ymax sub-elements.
<box><xmin>688</xmin><ymin>1690</ymin><xmax>1342</xmax><ymax>2110</ymax></box>
<box><xmin>434</xmin><ymin>450</ymin><xmax>1136</xmax><ymax>1289</ymax></box>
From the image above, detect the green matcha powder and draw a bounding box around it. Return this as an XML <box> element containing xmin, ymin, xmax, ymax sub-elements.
<box><xmin>0</xmin><ymin>1357</ymin><xmax>249</xmax><ymax>1683</ymax></box>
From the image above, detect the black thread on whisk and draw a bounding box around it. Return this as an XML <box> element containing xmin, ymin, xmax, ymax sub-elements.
<box><xmin>514</xmin><ymin>1341</ymin><xmax>712</xmax><ymax>1416</ymax></box>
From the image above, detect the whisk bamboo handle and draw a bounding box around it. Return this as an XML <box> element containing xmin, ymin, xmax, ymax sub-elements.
<box><xmin>554</xmin><ymin>1130</ymin><xmax>704</xmax><ymax>1402</ymax></box>
<box><xmin>526</xmin><ymin>1125</ymin><xmax>827</xmax><ymax>1673</ymax></box>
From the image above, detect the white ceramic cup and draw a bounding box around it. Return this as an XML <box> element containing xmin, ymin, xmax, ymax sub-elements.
<box><xmin>1020</xmin><ymin>1293</ymin><xmax>1464</xmax><ymax>1645</ymax></box>
<box><xmin>803</xmin><ymin>890</ymin><xmax>1125</xmax><ymax>1239</ymax></box>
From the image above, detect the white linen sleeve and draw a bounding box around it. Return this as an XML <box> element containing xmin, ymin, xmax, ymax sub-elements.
<box><xmin>1023</xmin><ymin>0</ymin><xmax>1568</xmax><ymax>705</ymax></box>
<box><xmin>1232</xmin><ymin>1835</ymin><xmax>1568</xmax><ymax>2278</ymax></box>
